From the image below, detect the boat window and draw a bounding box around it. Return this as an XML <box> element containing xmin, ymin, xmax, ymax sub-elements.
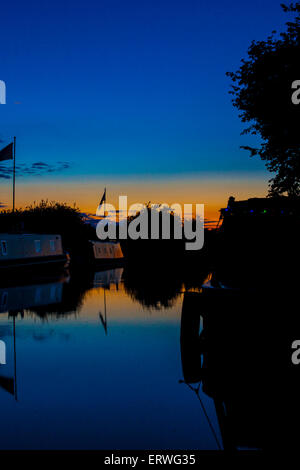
<box><xmin>1</xmin><ymin>241</ymin><xmax>7</xmax><ymax>256</ymax></box>
<box><xmin>98</xmin><ymin>247</ymin><xmax>101</xmax><ymax>253</ymax></box>
<box><xmin>109</xmin><ymin>247</ymin><xmax>113</xmax><ymax>254</ymax></box>
<box><xmin>50</xmin><ymin>240</ymin><xmax>55</xmax><ymax>251</ymax></box>
<box><xmin>35</xmin><ymin>240</ymin><xmax>41</xmax><ymax>253</ymax></box>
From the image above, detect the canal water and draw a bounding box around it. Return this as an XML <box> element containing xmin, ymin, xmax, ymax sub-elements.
<box><xmin>0</xmin><ymin>267</ymin><xmax>222</xmax><ymax>450</ymax></box>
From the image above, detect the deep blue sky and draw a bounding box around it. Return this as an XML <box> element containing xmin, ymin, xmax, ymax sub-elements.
<box><xmin>0</xmin><ymin>0</ymin><xmax>291</xmax><ymax>180</ymax></box>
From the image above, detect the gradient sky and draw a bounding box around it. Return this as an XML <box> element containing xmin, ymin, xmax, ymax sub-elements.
<box><xmin>0</xmin><ymin>0</ymin><xmax>292</xmax><ymax>220</ymax></box>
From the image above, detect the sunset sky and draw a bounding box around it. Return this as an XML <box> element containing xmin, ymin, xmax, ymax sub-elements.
<box><xmin>0</xmin><ymin>0</ymin><xmax>290</xmax><ymax>222</ymax></box>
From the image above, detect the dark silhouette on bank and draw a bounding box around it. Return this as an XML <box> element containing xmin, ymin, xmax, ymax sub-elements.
<box><xmin>180</xmin><ymin>274</ymin><xmax>300</xmax><ymax>451</ymax></box>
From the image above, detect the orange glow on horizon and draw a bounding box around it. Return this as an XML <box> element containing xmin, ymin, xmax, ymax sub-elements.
<box><xmin>0</xmin><ymin>173</ymin><xmax>269</xmax><ymax>223</ymax></box>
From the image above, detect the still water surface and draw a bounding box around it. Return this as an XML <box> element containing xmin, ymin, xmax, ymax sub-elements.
<box><xmin>0</xmin><ymin>268</ymin><xmax>221</xmax><ymax>450</ymax></box>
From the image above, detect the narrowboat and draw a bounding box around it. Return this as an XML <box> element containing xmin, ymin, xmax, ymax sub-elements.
<box><xmin>215</xmin><ymin>196</ymin><xmax>300</xmax><ymax>285</ymax></box>
<box><xmin>89</xmin><ymin>240</ymin><xmax>124</xmax><ymax>267</ymax></box>
<box><xmin>0</xmin><ymin>233</ymin><xmax>70</xmax><ymax>274</ymax></box>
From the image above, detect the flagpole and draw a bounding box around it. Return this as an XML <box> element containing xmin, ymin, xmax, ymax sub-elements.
<box><xmin>13</xmin><ymin>315</ymin><xmax>18</xmax><ymax>401</ymax></box>
<box><xmin>13</xmin><ymin>136</ymin><xmax>16</xmax><ymax>212</ymax></box>
<box><xmin>104</xmin><ymin>287</ymin><xmax>107</xmax><ymax>335</ymax></box>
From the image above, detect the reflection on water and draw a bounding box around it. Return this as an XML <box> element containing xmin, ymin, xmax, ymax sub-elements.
<box><xmin>0</xmin><ymin>276</ymin><xmax>67</xmax><ymax>315</ymax></box>
<box><xmin>180</xmin><ymin>271</ymin><xmax>300</xmax><ymax>452</ymax></box>
<box><xmin>0</xmin><ymin>266</ymin><xmax>299</xmax><ymax>450</ymax></box>
<box><xmin>0</xmin><ymin>266</ymin><xmax>219</xmax><ymax>450</ymax></box>
<box><xmin>93</xmin><ymin>268</ymin><xmax>123</xmax><ymax>289</ymax></box>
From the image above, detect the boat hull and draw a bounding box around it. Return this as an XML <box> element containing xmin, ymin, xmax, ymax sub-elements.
<box><xmin>0</xmin><ymin>254</ymin><xmax>69</xmax><ymax>277</ymax></box>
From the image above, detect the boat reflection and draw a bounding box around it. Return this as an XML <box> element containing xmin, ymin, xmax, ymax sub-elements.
<box><xmin>180</xmin><ymin>274</ymin><xmax>300</xmax><ymax>451</ymax></box>
<box><xmin>0</xmin><ymin>273</ymin><xmax>74</xmax><ymax>402</ymax></box>
<box><xmin>2</xmin><ymin>262</ymin><xmax>297</xmax><ymax>449</ymax></box>
<box><xmin>93</xmin><ymin>268</ymin><xmax>124</xmax><ymax>334</ymax></box>
<box><xmin>0</xmin><ymin>276</ymin><xmax>68</xmax><ymax>315</ymax></box>
<box><xmin>0</xmin><ymin>314</ymin><xmax>17</xmax><ymax>401</ymax></box>
<box><xmin>93</xmin><ymin>267</ymin><xmax>123</xmax><ymax>289</ymax></box>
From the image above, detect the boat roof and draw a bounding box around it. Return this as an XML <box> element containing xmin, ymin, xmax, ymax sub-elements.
<box><xmin>221</xmin><ymin>197</ymin><xmax>300</xmax><ymax>214</ymax></box>
<box><xmin>89</xmin><ymin>240</ymin><xmax>119</xmax><ymax>244</ymax></box>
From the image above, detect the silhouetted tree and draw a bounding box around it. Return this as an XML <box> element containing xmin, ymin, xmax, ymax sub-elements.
<box><xmin>227</xmin><ymin>2</ymin><xmax>300</xmax><ymax>196</ymax></box>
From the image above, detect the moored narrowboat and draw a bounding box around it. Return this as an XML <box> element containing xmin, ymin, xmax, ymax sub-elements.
<box><xmin>0</xmin><ymin>233</ymin><xmax>70</xmax><ymax>273</ymax></box>
<box><xmin>215</xmin><ymin>196</ymin><xmax>300</xmax><ymax>286</ymax></box>
<box><xmin>89</xmin><ymin>240</ymin><xmax>124</xmax><ymax>267</ymax></box>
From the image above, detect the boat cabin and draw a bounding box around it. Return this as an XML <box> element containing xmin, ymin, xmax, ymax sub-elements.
<box><xmin>0</xmin><ymin>233</ymin><xmax>68</xmax><ymax>271</ymax></box>
<box><xmin>89</xmin><ymin>240</ymin><xmax>124</xmax><ymax>263</ymax></box>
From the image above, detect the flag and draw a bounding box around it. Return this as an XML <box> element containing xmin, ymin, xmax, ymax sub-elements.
<box><xmin>0</xmin><ymin>375</ymin><xmax>14</xmax><ymax>396</ymax></box>
<box><xmin>99</xmin><ymin>188</ymin><xmax>106</xmax><ymax>207</ymax></box>
<box><xmin>0</xmin><ymin>143</ymin><xmax>13</xmax><ymax>162</ymax></box>
<box><xmin>96</xmin><ymin>188</ymin><xmax>106</xmax><ymax>215</ymax></box>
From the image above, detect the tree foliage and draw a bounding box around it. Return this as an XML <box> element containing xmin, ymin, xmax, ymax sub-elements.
<box><xmin>0</xmin><ymin>200</ymin><xmax>95</xmax><ymax>253</ymax></box>
<box><xmin>227</xmin><ymin>2</ymin><xmax>300</xmax><ymax>196</ymax></box>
